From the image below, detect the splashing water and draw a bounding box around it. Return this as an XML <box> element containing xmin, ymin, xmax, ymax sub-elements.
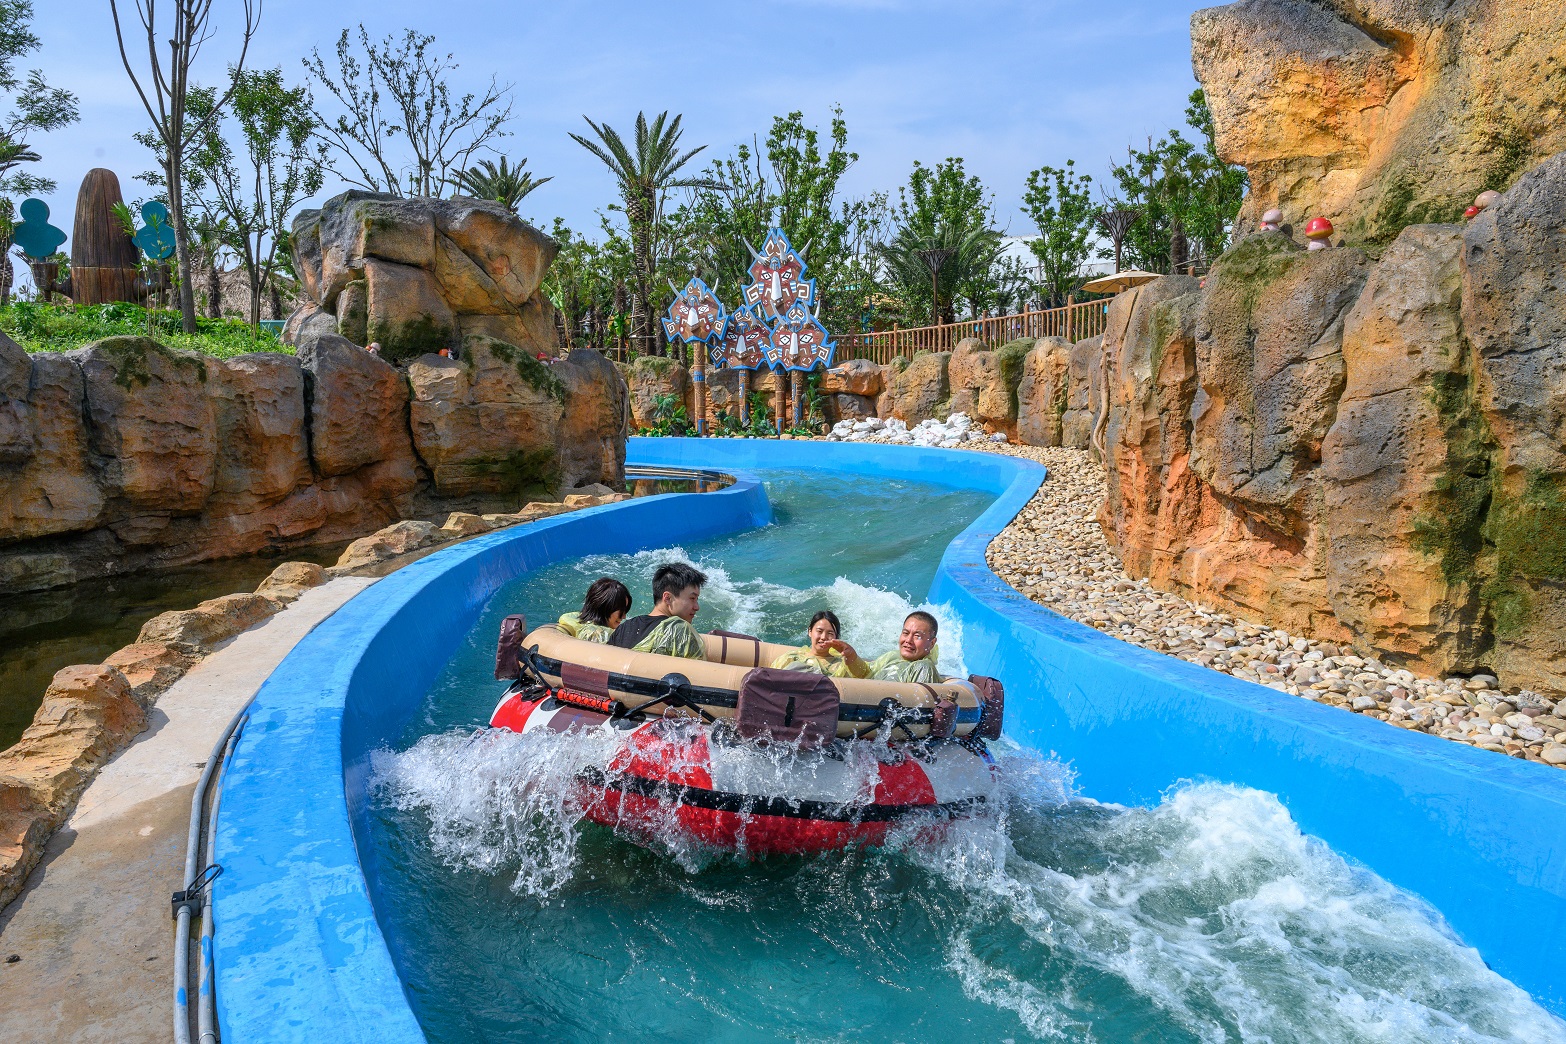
<box><xmin>372</xmin><ymin>733</ymin><xmax>1562</xmax><ymax>1043</ymax></box>
<box><xmin>361</xmin><ymin>471</ymin><xmax>1564</xmax><ymax>1042</ymax></box>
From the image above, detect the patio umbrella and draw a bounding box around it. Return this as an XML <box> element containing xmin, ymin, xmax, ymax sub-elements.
<box><xmin>1079</xmin><ymin>270</ymin><xmax>1161</xmax><ymax>294</ymax></box>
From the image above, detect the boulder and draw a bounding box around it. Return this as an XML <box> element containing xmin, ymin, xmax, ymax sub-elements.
<box><xmin>334</xmin><ymin>520</ymin><xmax>446</xmax><ymax>571</ymax></box>
<box><xmin>627</xmin><ymin>356</ymin><xmax>694</xmax><ymax>430</ymax></box>
<box><xmin>298</xmin><ymin>331</ymin><xmax>419</xmax><ymax>489</ymax></box>
<box><xmin>553</xmin><ymin>347</ymin><xmax>629</xmax><ymax>491</ymax></box>
<box><xmin>364</xmin><ymin>259</ymin><xmax>457</xmax><ymax>364</ymax></box>
<box><xmin>1190</xmin><ymin>235</ymin><xmax>1368</xmax><ymax>534</ymax></box>
<box><xmin>947</xmin><ymin>337</ymin><xmax>1031</xmax><ymax>437</ymax></box>
<box><xmin>1457</xmin><ymin>153</ymin><xmax>1566</xmax><ymax>692</ymax></box>
<box><xmin>457</xmin><ymin>296</ymin><xmax>558</xmax><ymax>355</ymax></box>
<box><xmin>283</xmin><ymin>302</ymin><xmax>337</xmax><ymax>346</ymax></box>
<box><xmin>0</xmin><ymin>664</ymin><xmax>145</xmax><ymax>909</ymax></box>
<box><xmin>1191</xmin><ymin>0</ymin><xmax>1566</xmax><ymax>242</ymax></box>
<box><xmin>829</xmin><ymin>393</ymin><xmax>875</xmax><ymax>423</ymax></box>
<box><xmin>336</xmin><ymin>278</ymin><xmax>368</xmax><ymax>345</ymax></box>
<box><xmin>103</xmin><ymin>642</ymin><xmax>194</xmax><ymax>701</ymax></box>
<box><xmin>702</xmin><ymin>366</ymin><xmax>747</xmax><ymax>429</ymax></box>
<box><xmin>0</xmin><ymin>331</ymin><xmax>32</xmax><ymax>466</ymax></box>
<box><xmin>435</xmin><ymin>198</ymin><xmax>557</xmax><ymax>305</ymax></box>
<box><xmin>408</xmin><ymin>337</ymin><xmax>566</xmax><ymax>497</ymax></box>
<box><xmin>440</xmin><ymin>512</ymin><xmax>492</xmax><ymax>537</ymax></box>
<box><xmin>135</xmin><ymin>593</ymin><xmax>282</xmax><ymax>654</ymax></box>
<box><xmin>1060</xmin><ymin>337</ymin><xmax>1102</xmax><ymax>450</ymax></box>
<box><xmin>71</xmin><ymin>337</ymin><xmax>217</xmax><ymax>515</ymax></box>
<box><xmin>819</xmin><ymin>359</ymin><xmax>883</xmax><ymax>397</ymax></box>
<box><xmin>0</xmin><ymin>351</ymin><xmax>103</xmax><ymax>541</ymax></box>
<box><xmin>254</xmin><ymin>560</ymin><xmax>329</xmax><ymax>604</ymax></box>
<box><xmin>890</xmin><ymin>351</ymin><xmax>950</xmax><ymax>424</ymax></box>
<box><xmin>1320</xmin><ymin>225</ymin><xmax>1471</xmax><ymax>669</ymax></box>
<box><xmin>211</xmin><ymin>353</ymin><xmax>311</xmax><ymax>507</ymax></box>
<box><xmin>1017</xmin><ymin>337</ymin><xmax>1073</xmax><ymax>446</ymax></box>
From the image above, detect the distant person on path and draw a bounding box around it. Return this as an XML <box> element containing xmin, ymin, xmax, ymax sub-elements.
<box><xmin>864</xmin><ymin>611</ymin><xmax>943</xmax><ymax>683</ymax></box>
<box><xmin>558</xmin><ymin>577</ymin><xmax>633</xmax><ymax>643</ymax></box>
<box><xmin>608</xmin><ymin>562</ymin><xmax>708</xmax><ymax>659</ymax></box>
<box><xmin>772</xmin><ymin>610</ymin><xmax>869</xmax><ymax>678</ymax></box>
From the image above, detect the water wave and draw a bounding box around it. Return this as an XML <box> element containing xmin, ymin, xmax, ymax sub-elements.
<box><xmin>373</xmin><ymin>735</ymin><xmax>1565</xmax><ymax>1042</ymax></box>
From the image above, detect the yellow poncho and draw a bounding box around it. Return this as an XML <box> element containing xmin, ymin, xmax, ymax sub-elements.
<box><xmin>864</xmin><ymin>645</ymin><xmax>942</xmax><ymax>683</ymax></box>
<box><xmin>769</xmin><ymin>646</ymin><xmax>868</xmax><ymax>679</ymax></box>
<box><xmin>557</xmin><ymin>612</ymin><xmax>613</xmax><ymax>644</ymax></box>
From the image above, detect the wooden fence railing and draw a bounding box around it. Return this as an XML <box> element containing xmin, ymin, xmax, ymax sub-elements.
<box><xmin>836</xmin><ymin>298</ymin><xmax>1111</xmax><ymax>365</ymax></box>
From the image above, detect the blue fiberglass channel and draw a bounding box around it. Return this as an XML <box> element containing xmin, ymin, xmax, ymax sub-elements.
<box><xmin>629</xmin><ymin>437</ymin><xmax>1566</xmax><ymax>1016</ymax></box>
<box><xmin>212</xmin><ymin>475</ymin><xmax>772</xmax><ymax>1043</ymax></box>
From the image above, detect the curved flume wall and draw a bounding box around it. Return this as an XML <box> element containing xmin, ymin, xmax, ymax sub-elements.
<box><xmin>214</xmin><ymin>438</ymin><xmax>1566</xmax><ymax>1041</ymax></box>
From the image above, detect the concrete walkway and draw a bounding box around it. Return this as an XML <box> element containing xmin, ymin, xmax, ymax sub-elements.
<box><xmin>0</xmin><ymin>576</ymin><xmax>376</xmax><ymax>1044</ymax></box>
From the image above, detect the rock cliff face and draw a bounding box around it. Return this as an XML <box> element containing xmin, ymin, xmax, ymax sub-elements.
<box><xmin>1192</xmin><ymin>0</ymin><xmax>1566</xmax><ymax>244</ymax></box>
<box><xmin>1096</xmin><ymin>153</ymin><xmax>1566</xmax><ymax>695</ymax></box>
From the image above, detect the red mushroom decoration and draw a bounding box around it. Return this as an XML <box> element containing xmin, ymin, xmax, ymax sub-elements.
<box><xmin>1464</xmin><ymin>205</ymin><xmax>1482</xmax><ymax>220</ymax></box>
<box><xmin>1304</xmin><ymin>216</ymin><xmax>1334</xmax><ymax>251</ymax></box>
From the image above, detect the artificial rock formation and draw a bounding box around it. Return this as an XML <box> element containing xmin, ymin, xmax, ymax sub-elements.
<box><xmin>290</xmin><ymin>191</ymin><xmax>560</xmax><ymax>365</ymax></box>
<box><xmin>1192</xmin><ymin>0</ymin><xmax>1566</xmax><ymax>243</ymax></box>
<box><xmin>1094</xmin><ymin>152</ymin><xmax>1566</xmax><ymax>696</ymax></box>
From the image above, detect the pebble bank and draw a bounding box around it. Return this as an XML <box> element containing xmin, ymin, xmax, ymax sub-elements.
<box><xmin>827</xmin><ymin>416</ymin><xmax>1566</xmax><ymax>770</ymax></box>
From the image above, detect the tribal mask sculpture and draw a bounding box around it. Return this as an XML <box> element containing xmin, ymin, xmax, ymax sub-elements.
<box><xmin>661</xmin><ymin>277</ymin><xmax>726</xmax><ymax>345</ymax></box>
<box><xmin>742</xmin><ymin>229</ymin><xmax>815</xmax><ymax>323</ymax></box>
<box><xmin>765</xmin><ymin>299</ymin><xmax>835</xmax><ymax>372</ymax></box>
<box><xmin>712</xmin><ymin>302</ymin><xmax>770</xmax><ymax>371</ymax></box>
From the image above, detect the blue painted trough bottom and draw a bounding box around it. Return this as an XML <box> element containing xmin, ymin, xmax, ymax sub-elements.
<box><xmin>214</xmin><ymin>437</ymin><xmax>1566</xmax><ymax>1042</ymax></box>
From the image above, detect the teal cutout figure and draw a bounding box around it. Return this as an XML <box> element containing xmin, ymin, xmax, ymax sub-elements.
<box><xmin>134</xmin><ymin>201</ymin><xmax>176</xmax><ymax>261</ymax></box>
<box><xmin>13</xmin><ymin>198</ymin><xmax>66</xmax><ymax>260</ymax></box>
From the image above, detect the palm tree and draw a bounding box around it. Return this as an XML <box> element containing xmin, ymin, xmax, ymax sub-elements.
<box><xmin>570</xmin><ymin>111</ymin><xmax>721</xmax><ymax>356</ymax></box>
<box><xmin>452</xmin><ymin>156</ymin><xmax>552</xmax><ymax>214</ymax></box>
<box><xmin>878</xmin><ymin>218</ymin><xmax>1002</xmax><ymax>326</ymax></box>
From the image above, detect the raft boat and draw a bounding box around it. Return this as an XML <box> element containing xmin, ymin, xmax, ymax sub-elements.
<box><xmin>490</xmin><ymin>617</ymin><xmax>1005</xmax><ymax>854</ymax></box>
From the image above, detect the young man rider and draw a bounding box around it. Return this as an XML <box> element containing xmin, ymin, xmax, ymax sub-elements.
<box><xmin>607</xmin><ymin>562</ymin><xmax>708</xmax><ymax>659</ymax></box>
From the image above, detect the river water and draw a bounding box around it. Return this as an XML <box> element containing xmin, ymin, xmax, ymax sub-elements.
<box><xmin>367</xmin><ymin>470</ymin><xmax>1564</xmax><ymax>1043</ymax></box>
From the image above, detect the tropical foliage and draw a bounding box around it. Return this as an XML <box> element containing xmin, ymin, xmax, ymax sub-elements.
<box><xmin>1</xmin><ymin>300</ymin><xmax>284</xmax><ymax>358</ymax></box>
<box><xmin>453</xmin><ymin>156</ymin><xmax>550</xmax><ymax>214</ymax></box>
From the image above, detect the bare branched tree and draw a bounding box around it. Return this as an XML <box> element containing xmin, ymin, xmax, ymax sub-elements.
<box><xmin>303</xmin><ymin>27</ymin><xmax>513</xmax><ymax>197</ymax></box>
<box><xmin>109</xmin><ymin>0</ymin><xmax>261</xmax><ymax>333</ymax></box>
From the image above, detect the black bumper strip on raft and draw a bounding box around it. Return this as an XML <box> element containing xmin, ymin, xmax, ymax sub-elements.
<box><xmin>577</xmin><ymin>766</ymin><xmax>988</xmax><ymax>824</ymax></box>
<box><xmin>529</xmin><ymin>655</ymin><xmax>982</xmax><ymax>725</ymax></box>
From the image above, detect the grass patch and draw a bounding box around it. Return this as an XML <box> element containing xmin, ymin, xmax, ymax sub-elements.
<box><xmin>2</xmin><ymin>301</ymin><xmax>285</xmax><ymax>359</ymax></box>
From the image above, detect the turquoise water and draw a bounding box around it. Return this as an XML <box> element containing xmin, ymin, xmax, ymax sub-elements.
<box><xmin>366</xmin><ymin>471</ymin><xmax>1565</xmax><ymax>1043</ymax></box>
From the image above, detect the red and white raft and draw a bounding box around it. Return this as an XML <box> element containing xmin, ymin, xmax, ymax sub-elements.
<box><xmin>489</xmin><ymin>617</ymin><xmax>1005</xmax><ymax>855</ymax></box>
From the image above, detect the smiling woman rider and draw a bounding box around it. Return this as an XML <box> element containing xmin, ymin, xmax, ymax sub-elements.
<box><xmin>770</xmin><ymin>610</ymin><xmax>870</xmax><ymax>679</ymax></box>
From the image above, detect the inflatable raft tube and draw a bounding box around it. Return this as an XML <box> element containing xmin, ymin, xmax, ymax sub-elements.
<box><xmin>488</xmin><ymin>685</ymin><xmax>1001</xmax><ymax>855</ymax></box>
<box><xmin>518</xmin><ymin>624</ymin><xmax>997</xmax><ymax>740</ymax></box>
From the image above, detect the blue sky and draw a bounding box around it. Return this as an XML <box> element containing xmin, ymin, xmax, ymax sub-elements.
<box><xmin>24</xmin><ymin>0</ymin><xmax>1210</xmax><ymax>259</ymax></box>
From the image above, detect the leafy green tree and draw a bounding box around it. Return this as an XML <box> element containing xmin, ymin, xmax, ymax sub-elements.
<box><xmin>681</xmin><ymin>110</ymin><xmax>877</xmax><ymax>332</ymax></box>
<box><xmin>1108</xmin><ymin>90</ymin><xmax>1246</xmax><ymax>274</ymax></box>
<box><xmin>453</xmin><ymin>156</ymin><xmax>551</xmax><ymax>214</ymax></box>
<box><xmin>1021</xmin><ymin>159</ymin><xmax>1098</xmax><ymax>306</ymax></box>
<box><xmin>878</xmin><ymin>159</ymin><xmax>1001</xmax><ymax>324</ymax></box>
<box><xmin>303</xmin><ymin>27</ymin><xmax>513</xmax><ymax>197</ymax></box>
<box><xmin>571</xmin><ymin>110</ymin><xmax>720</xmax><ymax>356</ymax></box>
<box><xmin>0</xmin><ymin>0</ymin><xmax>78</xmax><ymax>197</ymax></box>
<box><xmin>176</xmin><ymin>68</ymin><xmax>324</xmax><ymax>326</ymax></box>
<box><xmin>111</xmin><ymin>0</ymin><xmax>261</xmax><ymax>334</ymax></box>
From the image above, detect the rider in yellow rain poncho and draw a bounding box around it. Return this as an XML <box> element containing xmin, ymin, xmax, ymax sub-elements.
<box><xmin>557</xmin><ymin>577</ymin><xmax>633</xmax><ymax>644</ymax></box>
<box><xmin>607</xmin><ymin>562</ymin><xmax>709</xmax><ymax>659</ymax></box>
<box><xmin>771</xmin><ymin>610</ymin><xmax>871</xmax><ymax>678</ymax></box>
<box><xmin>860</xmin><ymin>611</ymin><xmax>943</xmax><ymax>683</ymax></box>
